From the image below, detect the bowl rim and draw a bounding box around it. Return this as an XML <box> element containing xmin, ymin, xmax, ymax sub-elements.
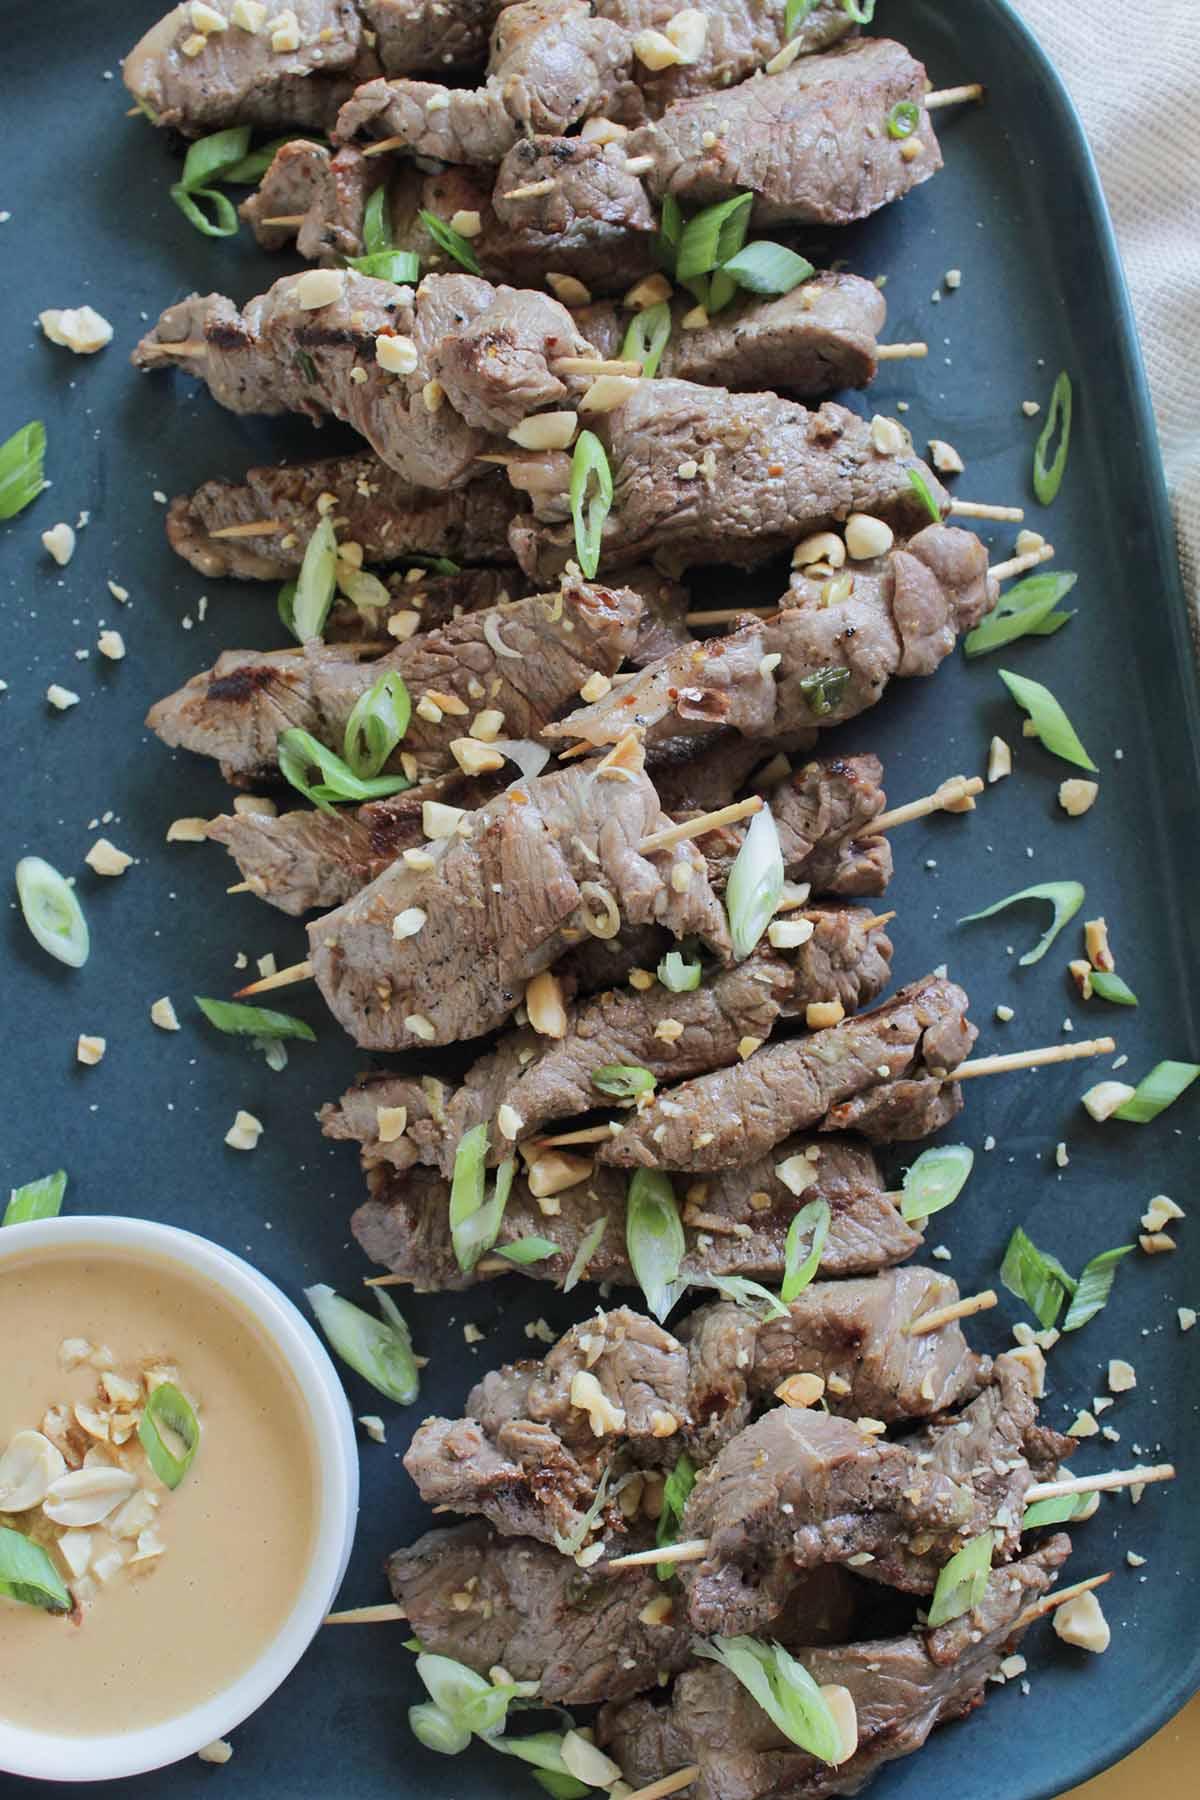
<box><xmin>0</xmin><ymin>1214</ymin><xmax>359</xmax><ymax>1783</ymax></box>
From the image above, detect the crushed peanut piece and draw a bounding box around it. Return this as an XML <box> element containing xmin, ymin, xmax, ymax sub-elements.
<box><xmin>376</xmin><ymin>1106</ymin><xmax>408</xmax><ymax>1144</ymax></box>
<box><xmin>40</xmin><ymin>305</ymin><xmax>113</xmax><ymax>354</ymax></box>
<box><xmin>85</xmin><ymin>838</ymin><xmax>133</xmax><ymax>877</ymax></box>
<box><xmin>805</xmin><ymin>998</ymin><xmax>844</xmax><ymax>1029</ymax></box>
<box><xmin>224</xmin><ymin>1110</ymin><xmax>263</xmax><ymax>1151</ymax></box>
<box><xmin>150</xmin><ymin>996</ymin><xmax>180</xmax><ymax>1031</ymax></box>
<box><xmin>1059</xmin><ymin>778</ymin><xmax>1098</xmax><ymax>817</ymax></box>
<box><xmin>1084</xmin><ymin>917</ymin><xmax>1114</xmax><ymax>972</ymax></box>
<box><xmin>76</xmin><ymin>1035</ymin><xmax>106</xmax><ymax>1066</ymax></box>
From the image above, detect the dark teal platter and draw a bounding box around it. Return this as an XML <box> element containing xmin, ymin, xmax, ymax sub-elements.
<box><xmin>1</xmin><ymin>1</ymin><xmax>1197</xmax><ymax>1795</ymax></box>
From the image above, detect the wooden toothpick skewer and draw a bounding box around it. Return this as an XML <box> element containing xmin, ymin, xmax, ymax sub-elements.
<box><xmin>1018</xmin><ymin>1571</ymin><xmax>1111</xmax><ymax>1629</ymax></box>
<box><xmin>949</xmin><ymin>499</ymin><xmax>1025</xmax><ymax>523</ymax></box>
<box><xmin>623</xmin><ymin>154</ymin><xmax>655</xmax><ymax>177</ymax></box>
<box><xmin>607</xmin><ymin>1537</ymin><xmax>710</xmax><ymax>1571</ymax></box>
<box><xmin>908</xmin><ymin>1289</ymin><xmax>997</xmax><ymax>1335</ymax></box>
<box><xmin>234</xmin><ymin>957</ymin><xmax>314</xmax><ymax>997</ymax></box>
<box><xmin>325</xmin><ymin>1601</ymin><xmax>407</xmax><ymax>1624</ymax></box>
<box><xmin>875</xmin><ymin>342</ymin><xmax>928</xmax><ymax>361</ymax></box>
<box><xmin>955</xmin><ymin>1036</ymin><xmax>1115</xmax><ymax>1081</ymax></box>
<box><xmin>685</xmin><ymin>605</ymin><xmax>774</xmax><ymax>626</ymax></box>
<box><xmin>623</xmin><ymin>1770</ymin><xmax>701</xmax><ymax>1800</ymax></box>
<box><xmin>1024</xmin><ymin>1462</ymin><xmax>1175</xmax><ymax>1505</ymax></box>
<box><xmin>501</xmin><ymin>177</ymin><xmax>559</xmax><ymax>201</ymax></box>
<box><xmin>209</xmin><ymin>519</ymin><xmax>284</xmax><ymax>539</ymax></box>
<box><xmin>553</xmin><ymin>355</ymin><xmax>643</xmax><ymax>379</ymax></box>
<box><xmin>155</xmin><ymin>340</ymin><xmax>209</xmax><ymax>357</ymax></box>
<box><xmin>925</xmin><ymin>83</ymin><xmax>986</xmax><ymax>110</ymax></box>
<box><xmin>872</xmin><ymin>775</ymin><xmax>983</xmax><ymax>832</ymax></box>
<box><xmin>639</xmin><ymin>794</ymin><xmax>763</xmax><ymax>853</ymax></box>
<box><xmin>259</xmin><ymin>214</ymin><xmax>306</xmax><ymax>227</ymax></box>
<box><xmin>362</xmin><ymin>135</ymin><xmax>407</xmax><ymax>157</ymax></box>
<box><xmin>226</xmin><ymin>881</ymin><xmax>255</xmax><ymax>895</ymax></box>
<box><xmin>533</xmin><ymin>1123</ymin><xmax>617</xmax><ymax>1149</ymax></box>
<box><xmin>990</xmin><ymin>543</ymin><xmax>1055</xmax><ymax>582</ymax></box>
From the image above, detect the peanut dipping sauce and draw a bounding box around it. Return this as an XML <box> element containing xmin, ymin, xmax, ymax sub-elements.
<box><xmin>0</xmin><ymin>1245</ymin><xmax>319</xmax><ymax>1737</ymax></box>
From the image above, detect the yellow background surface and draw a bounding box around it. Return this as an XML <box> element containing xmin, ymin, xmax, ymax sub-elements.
<box><xmin>1063</xmin><ymin>1691</ymin><xmax>1199</xmax><ymax>1795</ymax></box>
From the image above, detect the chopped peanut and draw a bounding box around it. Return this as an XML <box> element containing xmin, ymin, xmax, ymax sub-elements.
<box><xmin>1059</xmin><ymin>779</ymin><xmax>1098</xmax><ymax>817</ymax></box>
<box><xmin>1084</xmin><ymin>917</ymin><xmax>1114</xmax><ymax>971</ymax></box>
<box><xmin>526</xmin><ymin>970</ymin><xmax>568</xmax><ymax>1038</ymax></box>
<box><xmin>987</xmin><ymin>735</ymin><xmax>1012</xmax><ymax>783</ymax></box>
<box><xmin>805</xmin><ymin>999</ymin><xmax>844</xmax><ymax>1029</ymax></box>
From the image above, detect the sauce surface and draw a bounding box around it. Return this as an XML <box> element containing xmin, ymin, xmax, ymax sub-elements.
<box><xmin>0</xmin><ymin>1245</ymin><xmax>319</xmax><ymax>1737</ymax></box>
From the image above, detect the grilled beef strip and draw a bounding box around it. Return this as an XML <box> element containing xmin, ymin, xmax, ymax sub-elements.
<box><xmin>350</xmin><ymin>1133</ymin><xmax>924</xmax><ymax>1291</ymax></box>
<box><xmin>402</xmin><ymin>1273</ymin><xmax>989</xmax><ymax>1545</ymax></box>
<box><xmin>598</xmin><ymin>1536</ymin><xmax>1073</xmax><ymax>1800</ymax></box>
<box><xmin>123</xmin><ymin>0</ymin><xmax>500</xmax><ymax>134</ymax></box>
<box><xmin>679</xmin><ymin>1355</ymin><xmax>1069</xmax><ymax>1634</ymax></box>
<box><xmin>498</xmin><ymin>37</ymin><xmax>942</xmax><ymax>243</ymax></box>
<box><xmin>546</xmin><ymin>525</ymin><xmax>992</xmax><ymax>754</ymax></box>
<box><xmin>600</xmin><ymin>974</ymin><xmax>977</xmax><ymax>1172</ymax></box>
<box><xmin>507</xmin><ymin>387</ymin><xmax>951</xmax><ymax>579</ymax></box>
<box><xmin>166</xmin><ymin>455</ymin><xmax>517</xmax><ymax>580</ymax></box>
<box><xmin>146</xmin><ymin>573</ymin><xmax>639</xmax><ymax>785</ymax></box>
<box><xmin>307</xmin><ymin>737</ymin><xmax>732</xmax><ymax>1049</ymax></box>
<box><xmin>387</xmin><ymin>1519</ymin><xmax>860</xmax><ymax>1706</ymax></box>
<box><xmin>132</xmin><ymin>270</ymin><xmax>595</xmax><ymax>490</ymax></box>
<box><xmin>323</xmin><ymin>903</ymin><xmax>895</xmax><ymax>1174</ymax></box>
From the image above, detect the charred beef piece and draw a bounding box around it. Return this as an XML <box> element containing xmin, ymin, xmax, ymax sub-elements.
<box><xmin>402</xmin><ymin>1274</ymin><xmax>992</xmax><ymax>1546</ymax></box>
<box><xmin>546</xmin><ymin>526</ymin><xmax>992</xmax><ymax>755</ymax></box>
<box><xmin>600</xmin><ymin>974</ymin><xmax>976</xmax><ymax>1172</ymax></box>
<box><xmin>123</xmin><ymin>0</ymin><xmax>499</xmax><ymax>134</ymax></box>
<box><xmin>307</xmin><ymin>739</ymin><xmax>731</xmax><ymax>1049</ymax></box>
<box><xmin>599</xmin><ymin>1537</ymin><xmax>1073</xmax><ymax>1800</ymax></box>
<box><xmin>679</xmin><ymin>1355</ymin><xmax>1054</xmax><ymax>1634</ymax></box>
<box><xmin>600</xmin><ymin>0</ymin><xmax>855</xmax><ymax>115</ymax></box>
<box><xmin>508</xmin><ymin>386</ymin><xmax>950</xmax><ymax>579</ymax></box>
<box><xmin>132</xmin><ymin>271</ymin><xmax>593</xmax><ymax>489</ymax></box>
<box><xmin>146</xmin><ymin>573</ymin><xmax>640</xmax><ymax>785</ymax></box>
<box><xmin>388</xmin><ymin>1519</ymin><xmax>860</xmax><ymax>1706</ymax></box>
<box><xmin>350</xmin><ymin>1135</ymin><xmax>922</xmax><ymax>1292</ymax></box>
<box><xmin>166</xmin><ymin>455</ymin><xmax>516</xmax><ymax>580</ymax></box>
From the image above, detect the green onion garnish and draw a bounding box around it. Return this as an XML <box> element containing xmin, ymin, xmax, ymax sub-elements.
<box><xmin>363</xmin><ymin>182</ymin><xmax>392</xmax><ymax>258</ymax></box>
<box><xmin>693</xmin><ymin>1637</ymin><xmax>846</xmax><ymax>1764</ymax></box>
<box><xmin>277</xmin><ymin>579</ymin><xmax>299</xmax><ymax>639</ymax></box>
<box><xmin>553</xmin><ymin>1464</ymin><xmax>614</xmax><ymax>1555</ymax></box>
<box><xmin>626</xmin><ymin>1168</ymin><xmax>685</xmax><ymax>1322</ymax></box>
<box><xmin>170</xmin><ymin>125</ymin><xmax>252</xmax><ymax>237</ymax></box>
<box><xmin>15</xmin><ymin>856</ymin><xmax>89</xmax><ymax>968</ymax></box>
<box><xmin>798</xmin><ymin>665</ymin><xmax>851</xmax><ymax>716</ymax></box>
<box><xmin>999</xmin><ymin>1226</ymin><xmax>1076</xmax><ymax>1330</ymax></box>
<box><xmin>3</xmin><ymin>1170</ymin><xmax>66</xmax><ymax>1228</ymax></box>
<box><xmin>448</xmin><ymin>1123</ymin><xmax>515</xmax><ymax>1271</ymax></box>
<box><xmin>417</xmin><ymin>1650</ymin><xmax>537</xmax><ymax>1738</ymax></box>
<box><xmin>418</xmin><ymin>209</ymin><xmax>482</xmax><ymax>276</ymax></box>
<box><xmin>963</xmin><ymin>572</ymin><xmax>1078</xmax><ymax>657</ymax></box>
<box><xmin>780</xmin><ymin>1198</ymin><xmax>830</xmax><ymax>1303</ymax></box>
<box><xmin>676</xmin><ymin>192</ymin><xmax>753</xmax><ymax>283</ymax></box>
<box><xmin>0</xmin><ymin>421</ymin><xmax>48</xmax><ymax>520</ymax></box>
<box><xmin>998</xmin><ymin>669</ymin><xmax>1096</xmax><ymax>771</ymax></box>
<box><xmin>1113</xmin><ymin>1060</ymin><xmax>1200</xmax><ymax>1123</ymax></box>
<box><xmin>721</xmin><ymin>241</ymin><xmax>815</xmax><ymax>297</ymax></box>
<box><xmin>295</xmin><ymin>348</ymin><xmax>318</xmax><ymax>385</ymax></box>
<box><xmin>657</xmin><ymin>949</ymin><xmax>702</xmax><ymax>992</ymax></box>
<box><xmin>841</xmin><ymin>0</ymin><xmax>876</xmax><ymax>20</ymax></box>
<box><xmin>292</xmin><ymin>515</ymin><xmax>339</xmax><ymax>642</ymax></box>
<box><xmin>494</xmin><ymin>1236</ymin><xmax>558</xmax><ymax>1265</ymax></box>
<box><xmin>698</xmin><ymin>1273</ymin><xmax>790</xmax><ymax>1322</ymax></box>
<box><xmin>907</xmin><ymin>465</ymin><xmax>942</xmax><ymax>523</ymax></box>
<box><xmin>401</xmin><ymin>552</ymin><xmax>461</xmax><ymax>576</ymax></box>
<box><xmin>138</xmin><ymin>1381</ymin><xmax>200</xmax><ymax>1489</ymax></box>
<box><xmin>0</xmin><ymin>1526</ymin><xmax>72</xmax><ymax>1613</ymax></box>
<box><xmin>569</xmin><ymin>429</ymin><xmax>613</xmax><ymax>579</ymax></box>
<box><xmin>725</xmin><ymin>803</ymin><xmax>783</xmax><ymax>960</ymax></box>
<box><xmin>886</xmin><ymin>99</ymin><xmax>921</xmax><ymax>139</ymax></box>
<box><xmin>1061</xmin><ymin>1244</ymin><xmax>1135</xmax><ymax>1331</ymax></box>
<box><xmin>409</xmin><ymin>1702</ymin><xmax>471</xmax><ymax>1756</ymax></box>
<box><xmin>563</xmin><ymin>1212</ymin><xmax>608</xmax><ymax>1292</ymax></box>
<box><xmin>494</xmin><ymin>1733</ymin><xmax>581</xmax><ymax>1776</ymax></box>
<box><xmin>926</xmin><ymin>1531</ymin><xmax>993</xmax><ymax>1627</ymax></box>
<box><xmin>195</xmin><ymin>997</ymin><xmax>316</xmax><ymax>1041</ymax></box>
<box><xmin>591</xmin><ymin>1064</ymin><xmax>656</xmax><ymax>1101</ymax></box>
<box><xmin>899</xmin><ymin>1144</ymin><xmax>973</xmax><ymax>1223</ymax></box>
<box><xmin>305</xmin><ymin>1283</ymin><xmax>420</xmax><ymax>1404</ymax></box>
<box><xmin>654</xmin><ymin>1451</ymin><xmax>696</xmax><ymax>1581</ymax></box>
<box><xmin>959</xmin><ymin>878</ymin><xmax>1085</xmax><ymax>966</ymax></box>
<box><xmin>343</xmin><ymin>669</ymin><xmax>411</xmax><ymax>778</ymax></box>
<box><xmin>277</xmin><ymin>727</ymin><xmax>411</xmax><ymax>815</ymax></box>
<box><xmin>784</xmin><ymin>0</ymin><xmax>817</xmax><ymax>34</ymax></box>
<box><xmin>1022</xmin><ymin>1491</ymin><xmax>1092</xmax><ymax>1531</ymax></box>
<box><xmin>346</xmin><ymin>249</ymin><xmax>422</xmax><ymax>284</ymax></box>
<box><xmin>1033</xmin><ymin>371</ymin><xmax>1072</xmax><ymax>505</ymax></box>
<box><xmin>620</xmin><ymin>300</ymin><xmax>671</xmax><ymax>378</ymax></box>
<box><xmin>1088</xmin><ymin>971</ymin><xmax>1138</xmax><ymax>1006</ymax></box>
<box><xmin>219</xmin><ymin>134</ymin><xmax>303</xmax><ymax>186</ymax></box>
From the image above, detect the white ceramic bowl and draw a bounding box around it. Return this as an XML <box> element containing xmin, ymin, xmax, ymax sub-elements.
<box><xmin>0</xmin><ymin>1215</ymin><xmax>359</xmax><ymax>1783</ymax></box>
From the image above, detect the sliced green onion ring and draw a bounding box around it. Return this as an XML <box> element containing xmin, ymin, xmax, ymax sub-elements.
<box><xmin>0</xmin><ymin>1526</ymin><xmax>72</xmax><ymax>1613</ymax></box>
<box><xmin>346</xmin><ymin>249</ymin><xmax>422</xmax><ymax>284</ymax></box>
<box><xmin>841</xmin><ymin>0</ymin><xmax>876</xmax><ymax>20</ymax></box>
<box><xmin>591</xmin><ymin>1064</ymin><xmax>655</xmax><ymax>1101</ymax></box>
<box><xmin>1113</xmin><ymin>1060</ymin><xmax>1200</xmax><ymax>1123</ymax></box>
<box><xmin>449</xmin><ymin>1124</ymin><xmax>515</xmax><ymax>1271</ymax></box>
<box><xmin>654</xmin><ymin>1451</ymin><xmax>696</xmax><ymax>1580</ymax></box>
<box><xmin>798</xmin><ymin>665</ymin><xmax>850</xmax><ymax>716</ymax></box>
<box><xmin>195</xmin><ymin>996</ymin><xmax>316</xmax><ymax>1042</ymax></box>
<box><xmin>495</xmin><ymin>1236</ymin><xmax>558</xmax><ymax>1265</ymax></box>
<box><xmin>569</xmin><ymin>430</ymin><xmax>613</xmax><ymax>579</ymax></box>
<box><xmin>305</xmin><ymin>1283</ymin><xmax>420</xmax><ymax>1404</ymax></box>
<box><xmin>138</xmin><ymin>1381</ymin><xmax>200</xmax><ymax>1489</ymax></box>
<box><xmin>409</xmin><ymin>1702</ymin><xmax>471</xmax><ymax>1756</ymax></box>
<box><xmin>1033</xmin><ymin>370</ymin><xmax>1072</xmax><ymax>505</ymax></box>
<box><xmin>693</xmin><ymin>1636</ymin><xmax>845</xmax><ymax>1764</ymax></box>
<box><xmin>780</xmin><ymin>1198</ymin><xmax>830</xmax><ymax>1303</ymax></box>
<box><xmin>0</xmin><ymin>420</ymin><xmax>48</xmax><ymax>520</ymax></box>
<box><xmin>363</xmin><ymin>182</ymin><xmax>393</xmax><ymax>257</ymax></box>
<box><xmin>1088</xmin><ymin>971</ymin><xmax>1138</xmax><ymax>1006</ymax></box>
<box><xmin>907</xmin><ymin>465</ymin><xmax>942</xmax><ymax>523</ymax></box>
<box><xmin>277</xmin><ymin>579</ymin><xmax>299</xmax><ymax>640</ymax></box>
<box><xmin>721</xmin><ymin>241</ymin><xmax>814</xmax><ymax>296</ymax></box>
<box><xmin>1022</xmin><ymin>1491</ymin><xmax>1091</xmax><ymax>1530</ymax></box>
<box><xmin>626</xmin><ymin>1168</ymin><xmax>685</xmax><ymax>1321</ymax></box>
<box><xmin>958</xmin><ymin>879</ymin><xmax>1084</xmax><ymax>967</ymax></box>
<box><xmin>963</xmin><ymin>572</ymin><xmax>1078</xmax><ymax>657</ymax></box>
<box><xmin>726</xmin><ymin>803</ymin><xmax>784</xmax><ymax>960</ymax></box>
<box><xmin>179</xmin><ymin>126</ymin><xmax>252</xmax><ymax>190</ymax></box>
<box><xmin>220</xmin><ymin>133</ymin><xmax>304</xmax><ymax>186</ymax></box>
<box><xmin>999</xmin><ymin>1226</ymin><xmax>1075</xmax><ymax>1330</ymax></box>
<box><xmin>620</xmin><ymin>300</ymin><xmax>671</xmax><ymax>378</ymax></box>
<box><xmin>553</xmin><ymin>1465</ymin><xmax>613</xmax><ymax>1555</ymax></box>
<box><xmin>886</xmin><ymin>99</ymin><xmax>920</xmax><ymax>139</ymax></box>
<box><xmin>15</xmin><ymin>856</ymin><xmax>89</xmax><ymax>968</ymax></box>
<box><xmin>998</xmin><ymin>669</ymin><xmax>1096</xmax><ymax>771</ymax></box>
<box><xmin>784</xmin><ymin>0</ymin><xmax>817</xmax><ymax>36</ymax></box>
<box><xmin>418</xmin><ymin>209</ymin><xmax>482</xmax><ymax>275</ymax></box>
<box><xmin>900</xmin><ymin>1145</ymin><xmax>973</xmax><ymax>1223</ymax></box>
<box><xmin>342</xmin><ymin>669</ymin><xmax>411</xmax><ymax>778</ymax></box>
<box><xmin>3</xmin><ymin>1170</ymin><xmax>66</xmax><ymax>1227</ymax></box>
<box><xmin>926</xmin><ymin>1531</ymin><xmax>993</xmax><ymax>1627</ymax></box>
<box><xmin>292</xmin><ymin>515</ymin><xmax>339</xmax><ymax>642</ymax></box>
<box><xmin>277</xmin><ymin>727</ymin><xmax>410</xmax><ymax>815</ymax></box>
<box><xmin>1061</xmin><ymin>1244</ymin><xmax>1134</xmax><ymax>1331</ymax></box>
<box><xmin>657</xmin><ymin>949</ymin><xmax>702</xmax><ymax>992</ymax></box>
<box><xmin>676</xmin><ymin>192</ymin><xmax>753</xmax><ymax>283</ymax></box>
<box><xmin>170</xmin><ymin>182</ymin><xmax>240</xmax><ymax>237</ymax></box>
<box><xmin>563</xmin><ymin>1213</ymin><xmax>608</xmax><ymax>1292</ymax></box>
<box><xmin>698</xmin><ymin>1273</ymin><xmax>790</xmax><ymax>1323</ymax></box>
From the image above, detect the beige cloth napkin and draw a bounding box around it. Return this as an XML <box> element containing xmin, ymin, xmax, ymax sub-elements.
<box><xmin>1010</xmin><ymin>0</ymin><xmax>1200</xmax><ymax>621</ymax></box>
